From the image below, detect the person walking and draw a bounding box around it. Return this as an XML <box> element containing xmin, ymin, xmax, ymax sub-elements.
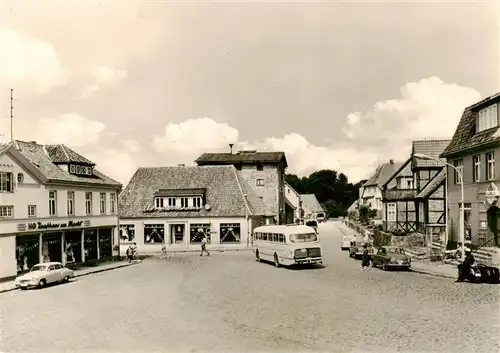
<box><xmin>361</xmin><ymin>244</ymin><xmax>371</xmax><ymax>270</ymax></box>
<box><xmin>126</xmin><ymin>246</ymin><xmax>133</xmax><ymax>263</ymax></box>
<box><xmin>200</xmin><ymin>236</ymin><xmax>210</xmax><ymax>256</ymax></box>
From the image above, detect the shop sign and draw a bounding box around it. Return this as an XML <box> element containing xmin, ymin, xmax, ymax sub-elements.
<box><xmin>485</xmin><ymin>182</ymin><xmax>500</xmax><ymax>207</ymax></box>
<box><xmin>19</xmin><ymin>220</ymin><xmax>91</xmax><ymax>231</ymax></box>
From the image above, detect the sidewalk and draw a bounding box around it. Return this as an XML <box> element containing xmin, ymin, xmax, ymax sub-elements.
<box><xmin>135</xmin><ymin>246</ymin><xmax>253</xmax><ymax>256</ymax></box>
<box><xmin>0</xmin><ymin>260</ymin><xmax>139</xmax><ymax>294</ymax></box>
<box><xmin>410</xmin><ymin>260</ymin><xmax>458</xmax><ymax>279</ymax></box>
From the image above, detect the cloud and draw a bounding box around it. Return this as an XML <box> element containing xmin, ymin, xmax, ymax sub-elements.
<box><xmin>0</xmin><ymin>28</ymin><xmax>69</xmax><ymax>95</ymax></box>
<box><xmin>84</xmin><ymin>149</ymin><xmax>137</xmax><ymax>186</ymax></box>
<box><xmin>122</xmin><ymin>139</ymin><xmax>141</xmax><ymax>153</ymax></box>
<box><xmin>80</xmin><ymin>65</ymin><xmax>128</xmax><ymax>98</ymax></box>
<box><xmin>37</xmin><ymin>114</ymin><xmax>105</xmax><ymax>147</ymax></box>
<box><xmin>152</xmin><ymin>117</ymin><xmax>239</xmax><ymax>154</ymax></box>
<box><xmin>150</xmin><ymin>77</ymin><xmax>482</xmax><ymax>183</ymax></box>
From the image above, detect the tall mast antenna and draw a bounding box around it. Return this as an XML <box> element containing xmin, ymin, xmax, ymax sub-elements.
<box><xmin>10</xmin><ymin>89</ymin><xmax>14</xmax><ymax>142</ymax></box>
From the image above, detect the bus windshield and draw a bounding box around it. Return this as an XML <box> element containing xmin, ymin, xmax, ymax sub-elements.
<box><xmin>290</xmin><ymin>233</ymin><xmax>317</xmax><ymax>243</ymax></box>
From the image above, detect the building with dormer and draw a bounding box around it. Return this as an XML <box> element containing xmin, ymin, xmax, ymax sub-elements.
<box><xmin>0</xmin><ymin>141</ymin><xmax>122</xmax><ymax>281</ymax></box>
<box><xmin>118</xmin><ymin>165</ymin><xmax>269</xmax><ymax>252</ymax></box>
<box><xmin>195</xmin><ymin>149</ymin><xmax>288</xmax><ymax>224</ymax></box>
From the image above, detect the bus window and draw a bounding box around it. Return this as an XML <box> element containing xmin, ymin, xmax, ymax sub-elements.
<box><xmin>272</xmin><ymin>233</ymin><xmax>277</xmax><ymax>242</ymax></box>
<box><xmin>278</xmin><ymin>234</ymin><xmax>284</xmax><ymax>243</ymax></box>
<box><xmin>290</xmin><ymin>233</ymin><xmax>317</xmax><ymax>243</ymax></box>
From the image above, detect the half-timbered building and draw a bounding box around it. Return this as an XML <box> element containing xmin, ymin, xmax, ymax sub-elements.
<box><xmin>381</xmin><ymin>140</ymin><xmax>450</xmax><ymax>241</ymax></box>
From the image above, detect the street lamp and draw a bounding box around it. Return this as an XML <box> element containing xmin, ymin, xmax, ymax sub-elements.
<box><xmin>413</xmin><ymin>153</ymin><xmax>465</xmax><ymax>261</ymax></box>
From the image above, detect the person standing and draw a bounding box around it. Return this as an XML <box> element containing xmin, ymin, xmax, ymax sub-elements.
<box><xmin>126</xmin><ymin>246</ymin><xmax>133</xmax><ymax>263</ymax></box>
<box><xmin>200</xmin><ymin>236</ymin><xmax>210</xmax><ymax>256</ymax></box>
<box><xmin>361</xmin><ymin>244</ymin><xmax>371</xmax><ymax>270</ymax></box>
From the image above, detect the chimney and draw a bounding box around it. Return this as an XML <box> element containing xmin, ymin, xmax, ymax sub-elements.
<box><xmin>389</xmin><ymin>159</ymin><xmax>394</xmax><ymax>165</ymax></box>
<box><xmin>229</xmin><ymin>144</ymin><xmax>234</xmax><ymax>154</ymax></box>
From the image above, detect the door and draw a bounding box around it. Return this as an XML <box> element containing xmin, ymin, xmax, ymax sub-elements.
<box><xmin>170</xmin><ymin>224</ymin><xmax>186</xmax><ymax>246</ymax></box>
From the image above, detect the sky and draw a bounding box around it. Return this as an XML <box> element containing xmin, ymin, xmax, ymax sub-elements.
<box><xmin>0</xmin><ymin>0</ymin><xmax>498</xmax><ymax>186</ymax></box>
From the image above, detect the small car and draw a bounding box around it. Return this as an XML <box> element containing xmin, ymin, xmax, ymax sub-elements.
<box><xmin>340</xmin><ymin>235</ymin><xmax>353</xmax><ymax>251</ymax></box>
<box><xmin>372</xmin><ymin>246</ymin><xmax>411</xmax><ymax>270</ymax></box>
<box><xmin>305</xmin><ymin>220</ymin><xmax>318</xmax><ymax>234</ymax></box>
<box><xmin>15</xmin><ymin>262</ymin><xmax>75</xmax><ymax>290</ymax></box>
<box><xmin>349</xmin><ymin>241</ymin><xmax>373</xmax><ymax>259</ymax></box>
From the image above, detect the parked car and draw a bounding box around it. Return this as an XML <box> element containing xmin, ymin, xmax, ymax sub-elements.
<box><xmin>341</xmin><ymin>235</ymin><xmax>353</xmax><ymax>251</ymax></box>
<box><xmin>316</xmin><ymin>213</ymin><xmax>326</xmax><ymax>223</ymax></box>
<box><xmin>349</xmin><ymin>241</ymin><xmax>373</xmax><ymax>259</ymax></box>
<box><xmin>15</xmin><ymin>262</ymin><xmax>74</xmax><ymax>290</ymax></box>
<box><xmin>372</xmin><ymin>246</ymin><xmax>411</xmax><ymax>270</ymax></box>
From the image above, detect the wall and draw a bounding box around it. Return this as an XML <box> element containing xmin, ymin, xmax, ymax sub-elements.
<box><xmin>0</xmin><ymin>152</ymin><xmax>119</xmax><ymax>220</ymax></box>
<box><xmin>119</xmin><ymin>216</ymin><xmax>251</xmax><ymax>252</ymax></box>
<box><xmin>363</xmin><ymin>186</ymin><xmax>383</xmax><ymax>211</ymax></box>
<box><xmin>239</xmin><ymin>164</ymin><xmax>280</xmax><ymax>218</ymax></box>
<box><xmin>447</xmin><ymin>145</ymin><xmax>500</xmax><ymax>245</ymax></box>
<box><xmin>0</xmin><ymin>236</ymin><xmax>17</xmax><ymax>280</ymax></box>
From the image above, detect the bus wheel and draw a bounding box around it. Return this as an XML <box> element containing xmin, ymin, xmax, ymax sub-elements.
<box><xmin>274</xmin><ymin>253</ymin><xmax>280</xmax><ymax>268</ymax></box>
<box><xmin>256</xmin><ymin>250</ymin><xmax>261</xmax><ymax>262</ymax></box>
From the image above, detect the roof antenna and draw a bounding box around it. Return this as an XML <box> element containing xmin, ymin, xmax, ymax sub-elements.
<box><xmin>10</xmin><ymin>89</ymin><xmax>14</xmax><ymax>143</ymax></box>
<box><xmin>229</xmin><ymin>143</ymin><xmax>234</xmax><ymax>154</ymax></box>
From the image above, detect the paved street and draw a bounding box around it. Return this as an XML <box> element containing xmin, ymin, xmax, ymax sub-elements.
<box><xmin>2</xmin><ymin>221</ymin><xmax>499</xmax><ymax>353</ymax></box>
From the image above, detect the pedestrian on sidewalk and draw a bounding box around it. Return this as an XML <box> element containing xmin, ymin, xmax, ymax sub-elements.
<box><xmin>361</xmin><ymin>244</ymin><xmax>371</xmax><ymax>270</ymax></box>
<box><xmin>126</xmin><ymin>246</ymin><xmax>133</xmax><ymax>263</ymax></box>
<box><xmin>200</xmin><ymin>236</ymin><xmax>210</xmax><ymax>256</ymax></box>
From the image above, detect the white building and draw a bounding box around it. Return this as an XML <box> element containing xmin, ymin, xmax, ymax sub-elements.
<box><xmin>118</xmin><ymin>165</ymin><xmax>269</xmax><ymax>253</ymax></box>
<box><xmin>0</xmin><ymin>141</ymin><xmax>122</xmax><ymax>281</ymax></box>
<box><xmin>361</xmin><ymin>160</ymin><xmax>402</xmax><ymax>214</ymax></box>
<box><xmin>284</xmin><ymin>182</ymin><xmax>302</xmax><ymax>222</ymax></box>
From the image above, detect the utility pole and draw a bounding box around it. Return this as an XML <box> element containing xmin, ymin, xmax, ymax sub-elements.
<box><xmin>10</xmin><ymin>89</ymin><xmax>14</xmax><ymax>142</ymax></box>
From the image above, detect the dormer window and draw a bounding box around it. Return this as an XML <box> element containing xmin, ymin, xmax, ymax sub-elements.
<box><xmin>180</xmin><ymin>197</ymin><xmax>189</xmax><ymax>208</ymax></box>
<box><xmin>69</xmin><ymin>163</ymin><xmax>94</xmax><ymax>177</ymax></box>
<box><xmin>155</xmin><ymin>197</ymin><xmax>164</xmax><ymax>208</ymax></box>
<box><xmin>151</xmin><ymin>188</ymin><xmax>206</xmax><ymax>211</ymax></box>
<box><xmin>168</xmin><ymin>197</ymin><xmax>176</xmax><ymax>207</ymax></box>
<box><xmin>477</xmin><ymin>104</ymin><xmax>498</xmax><ymax>133</ymax></box>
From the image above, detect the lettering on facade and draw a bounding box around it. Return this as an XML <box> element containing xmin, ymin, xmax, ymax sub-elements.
<box><xmin>485</xmin><ymin>182</ymin><xmax>500</xmax><ymax>207</ymax></box>
<box><xmin>21</xmin><ymin>220</ymin><xmax>90</xmax><ymax>231</ymax></box>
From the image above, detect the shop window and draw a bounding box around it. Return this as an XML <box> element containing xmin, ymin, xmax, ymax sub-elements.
<box><xmin>220</xmin><ymin>223</ymin><xmax>241</xmax><ymax>243</ymax></box>
<box><xmin>144</xmin><ymin>224</ymin><xmax>165</xmax><ymax>244</ymax></box>
<box><xmin>16</xmin><ymin>235</ymin><xmax>40</xmax><ymax>273</ymax></box>
<box><xmin>120</xmin><ymin>224</ymin><xmax>135</xmax><ymax>243</ymax></box>
<box><xmin>99</xmin><ymin>228</ymin><xmax>113</xmax><ymax>258</ymax></box>
<box><xmin>65</xmin><ymin>231</ymin><xmax>83</xmax><ymax>264</ymax></box>
<box><xmin>190</xmin><ymin>223</ymin><xmax>211</xmax><ymax>243</ymax></box>
<box><xmin>42</xmin><ymin>234</ymin><xmax>62</xmax><ymax>263</ymax></box>
<box><xmin>84</xmin><ymin>230</ymin><xmax>98</xmax><ymax>261</ymax></box>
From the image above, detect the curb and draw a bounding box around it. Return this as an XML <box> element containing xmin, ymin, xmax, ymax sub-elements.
<box><xmin>0</xmin><ymin>262</ymin><xmax>139</xmax><ymax>294</ymax></box>
<box><xmin>410</xmin><ymin>268</ymin><xmax>456</xmax><ymax>279</ymax></box>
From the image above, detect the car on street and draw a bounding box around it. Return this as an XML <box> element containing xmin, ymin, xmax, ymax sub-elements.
<box><xmin>305</xmin><ymin>220</ymin><xmax>319</xmax><ymax>234</ymax></box>
<box><xmin>349</xmin><ymin>241</ymin><xmax>373</xmax><ymax>259</ymax></box>
<box><xmin>371</xmin><ymin>246</ymin><xmax>411</xmax><ymax>270</ymax></box>
<box><xmin>14</xmin><ymin>262</ymin><xmax>75</xmax><ymax>289</ymax></box>
<box><xmin>341</xmin><ymin>235</ymin><xmax>354</xmax><ymax>250</ymax></box>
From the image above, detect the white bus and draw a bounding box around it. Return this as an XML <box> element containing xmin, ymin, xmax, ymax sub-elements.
<box><xmin>253</xmin><ymin>225</ymin><xmax>323</xmax><ymax>267</ymax></box>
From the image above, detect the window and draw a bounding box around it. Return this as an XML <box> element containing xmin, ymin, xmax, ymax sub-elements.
<box><xmin>256</xmin><ymin>179</ymin><xmax>265</xmax><ymax>186</ymax></box>
<box><xmin>0</xmin><ymin>205</ymin><xmax>13</xmax><ymax>218</ymax></box>
<box><xmin>480</xmin><ymin>221</ymin><xmax>487</xmax><ymax>230</ymax></box>
<box><xmin>0</xmin><ymin>172</ymin><xmax>13</xmax><ymax>192</ymax></box>
<box><xmin>193</xmin><ymin>197</ymin><xmax>202</xmax><ymax>208</ymax></box>
<box><xmin>70</xmin><ymin>165</ymin><xmax>76</xmax><ymax>173</ymax></box>
<box><xmin>168</xmin><ymin>197</ymin><xmax>176</xmax><ymax>207</ymax></box>
<box><xmin>85</xmin><ymin>192</ymin><xmax>93</xmax><ymax>215</ymax></box>
<box><xmin>180</xmin><ymin>197</ymin><xmax>189</xmax><ymax>208</ymax></box>
<box><xmin>54</xmin><ymin>264</ymin><xmax>62</xmax><ymax>270</ymax></box>
<box><xmin>110</xmin><ymin>193</ymin><xmax>116</xmax><ymax>214</ymax></box>
<box><xmin>220</xmin><ymin>223</ymin><xmax>241</xmax><ymax>243</ymax></box>
<box><xmin>406</xmin><ymin>179</ymin><xmax>413</xmax><ymax>189</ymax></box>
<box><xmin>49</xmin><ymin>190</ymin><xmax>57</xmax><ymax>216</ymax></box>
<box><xmin>120</xmin><ymin>224</ymin><xmax>135</xmax><ymax>243</ymax></box>
<box><xmin>486</xmin><ymin>152</ymin><xmax>495</xmax><ymax>180</ymax></box>
<box><xmin>473</xmin><ymin>155</ymin><xmax>481</xmax><ymax>182</ymax></box>
<box><xmin>387</xmin><ymin>203</ymin><xmax>396</xmax><ymax>222</ymax></box>
<box><xmin>453</xmin><ymin>159</ymin><xmax>463</xmax><ymax>184</ymax></box>
<box><xmin>256</xmin><ymin>163</ymin><xmax>263</xmax><ymax>171</ymax></box>
<box><xmin>144</xmin><ymin>224</ymin><xmax>164</xmax><ymax>244</ymax></box>
<box><xmin>155</xmin><ymin>197</ymin><xmax>164</xmax><ymax>208</ymax></box>
<box><xmin>28</xmin><ymin>205</ymin><xmax>36</xmax><ymax>217</ymax></box>
<box><xmin>287</xmin><ymin>189</ymin><xmax>290</xmax><ymax>194</ymax></box>
<box><xmin>477</xmin><ymin>104</ymin><xmax>498</xmax><ymax>132</ymax></box>
<box><xmin>289</xmin><ymin>233</ymin><xmax>317</xmax><ymax>243</ymax></box>
<box><xmin>278</xmin><ymin>234</ymin><xmax>285</xmax><ymax>243</ymax></box>
<box><xmin>17</xmin><ymin>173</ymin><xmax>24</xmax><ymax>183</ymax></box>
<box><xmin>67</xmin><ymin>191</ymin><xmax>75</xmax><ymax>216</ymax></box>
<box><xmin>190</xmin><ymin>223</ymin><xmax>211</xmax><ymax>243</ymax></box>
<box><xmin>100</xmin><ymin>193</ymin><xmax>106</xmax><ymax>214</ymax></box>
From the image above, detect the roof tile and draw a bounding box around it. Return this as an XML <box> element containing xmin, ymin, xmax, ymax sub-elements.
<box><xmin>412</xmin><ymin>140</ymin><xmax>451</xmax><ymax>168</ymax></box>
<box><xmin>195</xmin><ymin>151</ymin><xmax>287</xmax><ymax>167</ymax></box>
<box><xmin>364</xmin><ymin>161</ymin><xmax>403</xmax><ymax>187</ymax></box>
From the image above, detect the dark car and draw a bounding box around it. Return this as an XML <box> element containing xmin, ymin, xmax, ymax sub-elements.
<box><xmin>305</xmin><ymin>220</ymin><xmax>318</xmax><ymax>234</ymax></box>
<box><xmin>349</xmin><ymin>241</ymin><xmax>373</xmax><ymax>259</ymax></box>
<box><xmin>372</xmin><ymin>246</ymin><xmax>411</xmax><ymax>270</ymax></box>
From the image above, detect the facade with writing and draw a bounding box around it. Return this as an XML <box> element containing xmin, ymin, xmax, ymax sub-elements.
<box><xmin>118</xmin><ymin>165</ymin><xmax>268</xmax><ymax>253</ymax></box>
<box><xmin>381</xmin><ymin>140</ymin><xmax>449</xmax><ymax>241</ymax></box>
<box><xmin>441</xmin><ymin>93</ymin><xmax>500</xmax><ymax>247</ymax></box>
<box><xmin>195</xmin><ymin>150</ymin><xmax>287</xmax><ymax>224</ymax></box>
<box><xmin>0</xmin><ymin>141</ymin><xmax>122</xmax><ymax>281</ymax></box>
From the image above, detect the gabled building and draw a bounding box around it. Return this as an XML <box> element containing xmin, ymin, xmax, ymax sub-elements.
<box><xmin>0</xmin><ymin>141</ymin><xmax>122</xmax><ymax>281</ymax></box>
<box><xmin>441</xmin><ymin>93</ymin><xmax>500</xmax><ymax>247</ymax></box>
<box><xmin>284</xmin><ymin>182</ymin><xmax>302</xmax><ymax>223</ymax></box>
<box><xmin>381</xmin><ymin>140</ymin><xmax>450</xmax><ymax>241</ymax></box>
<box><xmin>300</xmin><ymin>194</ymin><xmax>325</xmax><ymax>220</ymax></box>
<box><xmin>195</xmin><ymin>149</ymin><xmax>288</xmax><ymax>224</ymax></box>
<box><xmin>361</xmin><ymin>160</ymin><xmax>402</xmax><ymax>215</ymax></box>
<box><xmin>118</xmin><ymin>165</ymin><xmax>268</xmax><ymax>252</ymax></box>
